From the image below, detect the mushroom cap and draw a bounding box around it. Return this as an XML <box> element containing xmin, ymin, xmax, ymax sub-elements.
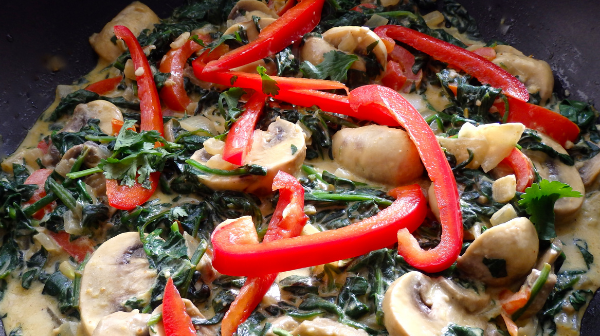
<box><xmin>80</xmin><ymin>232</ymin><xmax>157</xmax><ymax>335</ymax></box>
<box><xmin>322</xmin><ymin>26</ymin><xmax>388</xmax><ymax>72</ymax></box>
<box><xmin>457</xmin><ymin>217</ymin><xmax>539</xmax><ymax>286</ymax></box>
<box><xmin>383</xmin><ymin>272</ymin><xmax>487</xmax><ymax>336</ymax></box>
<box><xmin>193</xmin><ymin>118</ymin><xmax>306</xmax><ymax>194</ymax></box>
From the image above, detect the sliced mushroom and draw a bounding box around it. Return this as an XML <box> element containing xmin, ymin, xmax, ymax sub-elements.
<box><xmin>437</xmin><ymin>278</ymin><xmax>490</xmax><ymax>313</ymax></box>
<box><xmin>89</xmin><ymin>2</ymin><xmax>160</xmax><ymax>62</ymax></box>
<box><xmin>332</xmin><ymin>125</ymin><xmax>424</xmax><ymax>186</ymax></box>
<box><xmin>300</xmin><ymin>27</ymin><xmax>387</xmax><ymax>76</ymax></box>
<box><xmin>54</xmin><ymin>141</ymin><xmax>110</xmax><ymax>177</ymax></box>
<box><xmin>492</xmin><ymin>45</ymin><xmax>554</xmax><ymax>105</ymax></box>
<box><xmin>579</xmin><ymin>152</ymin><xmax>600</xmax><ymax>187</ymax></box>
<box><xmin>64</xmin><ymin>100</ymin><xmax>124</xmax><ymax>135</ymax></box>
<box><xmin>191</xmin><ymin>117</ymin><xmax>306</xmax><ymax>194</ymax></box>
<box><xmin>457</xmin><ymin>217</ymin><xmax>539</xmax><ymax>287</ymax></box>
<box><xmin>80</xmin><ymin>232</ymin><xmax>157</xmax><ymax>335</ymax></box>
<box><xmin>266</xmin><ymin>316</ymin><xmax>299</xmax><ymax>336</ymax></box>
<box><xmin>523</xmin><ymin>133</ymin><xmax>585</xmax><ymax>217</ymax></box>
<box><xmin>92</xmin><ymin>311</ymin><xmax>151</xmax><ymax>336</ymax></box>
<box><xmin>149</xmin><ymin>299</ymin><xmax>216</xmax><ymax>336</ymax></box>
<box><xmin>514</xmin><ymin>269</ymin><xmax>558</xmax><ymax>320</ymax></box>
<box><xmin>383</xmin><ymin>272</ymin><xmax>488</xmax><ymax>336</ymax></box>
<box><xmin>228</xmin><ymin>0</ymin><xmax>278</xmax><ymax>21</ymax></box>
<box><xmin>322</xmin><ymin>26</ymin><xmax>387</xmax><ymax>72</ymax></box>
<box><xmin>291</xmin><ymin>318</ymin><xmax>368</xmax><ymax>336</ymax></box>
<box><xmin>223</xmin><ymin>18</ymin><xmax>277</xmax><ymax>43</ymax></box>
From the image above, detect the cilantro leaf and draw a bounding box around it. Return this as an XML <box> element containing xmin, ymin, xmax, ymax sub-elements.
<box><xmin>518</xmin><ymin>180</ymin><xmax>582</xmax><ymax>240</ymax></box>
<box><xmin>300</xmin><ymin>50</ymin><xmax>358</xmax><ymax>82</ymax></box>
<box><xmin>257</xmin><ymin>65</ymin><xmax>280</xmax><ymax>96</ymax></box>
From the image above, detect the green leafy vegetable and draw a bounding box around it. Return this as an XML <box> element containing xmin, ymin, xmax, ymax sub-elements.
<box><xmin>279</xmin><ymin>275</ymin><xmax>319</xmax><ymax>295</ymax></box>
<box><xmin>0</xmin><ymin>240</ymin><xmax>23</xmax><ymax>279</ymax></box>
<box><xmin>559</xmin><ymin>99</ymin><xmax>599</xmax><ymax>141</ymax></box>
<box><xmin>441</xmin><ymin>0</ymin><xmax>482</xmax><ymax>40</ymax></box>
<box><xmin>257</xmin><ymin>65</ymin><xmax>280</xmax><ymax>96</ymax></box>
<box><xmin>276</xmin><ymin>46</ymin><xmax>299</xmax><ymax>77</ymax></box>
<box><xmin>482</xmin><ymin>257</ymin><xmax>507</xmax><ymax>278</ymax></box>
<box><xmin>518</xmin><ymin>180</ymin><xmax>582</xmax><ymax>240</ymax></box>
<box><xmin>21</xmin><ymin>247</ymin><xmax>48</xmax><ymax>289</ymax></box>
<box><xmin>300</xmin><ymin>50</ymin><xmax>358</xmax><ymax>82</ymax></box>
<box><xmin>49</xmin><ymin>90</ymin><xmax>140</xmax><ymax>121</ymax></box>
<box><xmin>574</xmin><ymin>238</ymin><xmax>594</xmax><ymax>270</ymax></box>
<box><xmin>186</xmin><ymin>159</ymin><xmax>267</xmax><ymax>176</ymax></box>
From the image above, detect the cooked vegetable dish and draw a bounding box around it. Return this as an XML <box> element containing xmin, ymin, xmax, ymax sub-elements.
<box><xmin>0</xmin><ymin>0</ymin><xmax>599</xmax><ymax>335</ymax></box>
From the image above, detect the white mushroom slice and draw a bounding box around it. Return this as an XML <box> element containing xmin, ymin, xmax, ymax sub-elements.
<box><xmin>492</xmin><ymin>45</ymin><xmax>554</xmax><ymax>105</ymax></box>
<box><xmin>300</xmin><ymin>37</ymin><xmax>338</xmax><ymax>66</ymax></box>
<box><xmin>437</xmin><ymin>278</ymin><xmax>490</xmax><ymax>313</ymax></box>
<box><xmin>266</xmin><ymin>316</ymin><xmax>299</xmax><ymax>336</ymax></box>
<box><xmin>228</xmin><ymin>0</ymin><xmax>279</xmax><ymax>21</ymax></box>
<box><xmin>223</xmin><ymin>18</ymin><xmax>277</xmax><ymax>43</ymax></box>
<box><xmin>291</xmin><ymin>318</ymin><xmax>368</xmax><ymax>336</ymax></box>
<box><xmin>80</xmin><ymin>232</ymin><xmax>157</xmax><ymax>335</ymax></box>
<box><xmin>150</xmin><ymin>299</ymin><xmax>216</xmax><ymax>336</ymax></box>
<box><xmin>322</xmin><ymin>26</ymin><xmax>388</xmax><ymax>71</ymax></box>
<box><xmin>89</xmin><ymin>2</ymin><xmax>160</xmax><ymax>62</ymax></box>
<box><xmin>92</xmin><ymin>311</ymin><xmax>151</xmax><ymax>336</ymax></box>
<box><xmin>332</xmin><ymin>125</ymin><xmax>424</xmax><ymax>186</ymax></box>
<box><xmin>63</xmin><ymin>100</ymin><xmax>124</xmax><ymax>135</ymax></box>
<box><xmin>523</xmin><ymin>133</ymin><xmax>584</xmax><ymax>217</ymax></box>
<box><xmin>457</xmin><ymin>217</ymin><xmax>539</xmax><ymax>286</ymax></box>
<box><xmin>191</xmin><ymin>118</ymin><xmax>306</xmax><ymax>194</ymax></box>
<box><xmin>383</xmin><ymin>272</ymin><xmax>487</xmax><ymax>336</ymax></box>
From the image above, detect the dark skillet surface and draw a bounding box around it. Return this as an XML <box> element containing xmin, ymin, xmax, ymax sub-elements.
<box><xmin>1</xmin><ymin>0</ymin><xmax>599</xmax><ymax>334</ymax></box>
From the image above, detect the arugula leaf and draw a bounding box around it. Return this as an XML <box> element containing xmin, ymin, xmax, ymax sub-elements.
<box><xmin>482</xmin><ymin>257</ymin><xmax>507</xmax><ymax>278</ymax></box>
<box><xmin>257</xmin><ymin>65</ymin><xmax>280</xmax><ymax>96</ymax></box>
<box><xmin>518</xmin><ymin>180</ymin><xmax>582</xmax><ymax>240</ymax></box>
<box><xmin>442</xmin><ymin>323</ymin><xmax>484</xmax><ymax>336</ymax></box>
<box><xmin>300</xmin><ymin>50</ymin><xmax>358</xmax><ymax>82</ymax></box>
<box><xmin>574</xmin><ymin>238</ymin><xmax>594</xmax><ymax>270</ymax></box>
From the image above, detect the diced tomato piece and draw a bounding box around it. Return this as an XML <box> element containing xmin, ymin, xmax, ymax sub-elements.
<box><xmin>24</xmin><ymin>169</ymin><xmax>56</xmax><ymax>220</ymax></box>
<box><xmin>37</xmin><ymin>140</ymin><xmax>50</xmax><ymax>155</ymax></box>
<box><xmin>382</xmin><ymin>45</ymin><xmax>422</xmax><ymax>92</ymax></box>
<box><xmin>85</xmin><ymin>76</ymin><xmax>123</xmax><ymax>95</ymax></box>
<box><xmin>48</xmin><ymin>231</ymin><xmax>95</xmax><ymax>262</ymax></box>
<box><xmin>381</xmin><ymin>61</ymin><xmax>408</xmax><ymax>91</ymax></box>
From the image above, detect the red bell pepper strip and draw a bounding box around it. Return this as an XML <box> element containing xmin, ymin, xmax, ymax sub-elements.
<box><xmin>223</xmin><ymin>93</ymin><xmax>267</xmax><ymax>165</ymax></box>
<box><xmin>114</xmin><ymin>25</ymin><xmax>164</xmax><ymax>135</ymax></box>
<box><xmin>193</xmin><ymin>59</ymin><xmax>348</xmax><ymax>92</ymax></box>
<box><xmin>348</xmin><ymin>85</ymin><xmax>462</xmax><ymax>273</ymax></box>
<box><xmin>159</xmin><ymin>40</ymin><xmax>203</xmax><ymax>111</ymax></box>
<box><xmin>211</xmin><ymin>184</ymin><xmax>426</xmax><ymax>276</ymax></box>
<box><xmin>48</xmin><ymin>231</ymin><xmax>95</xmax><ymax>262</ymax></box>
<box><xmin>162</xmin><ymin>277</ymin><xmax>196</xmax><ymax>336</ymax></box>
<box><xmin>106</xmin><ymin>172</ymin><xmax>160</xmax><ymax>210</ymax></box>
<box><xmin>110</xmin><ymin>26</ymin><xmax>163</xmax><ymax>210</ymax></box>
<box><xmin>500</xmin><ymin>148</ymin><xmax>535</xmax><ymax>193</ymax></box>
<box><xmin>374</xmin><ymin>25</ymin><xmax>529</xmax><ymax>101</ymax></box>
<box><xmin>221</xmin><ymin>171</ymin><xmax>308</xmax><ymax>336</ymax></box>
<box><xmin>493</xmin><ymin>96</ymin><xmax>580</xmax><ymax>147</ymax></box>
<box><xmin>202</xmin><ymin>0</ymin><xmax>325</xmax><ymax>73</ymax></box>
<box><xmin>85</xmin><ymin>76</ymin><xmax>123</xmax><ymax>95</ymax></box>
<box><xmin>24</xmin><ymin>169</ymin><xmax>56</xmax><ymax>220</ymax></box>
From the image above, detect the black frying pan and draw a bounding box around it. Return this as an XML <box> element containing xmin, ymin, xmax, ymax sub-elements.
<box><xmin>1</xmin><ymin>0</ymin><xmax>599</xmax><ymax>335</ymax></box>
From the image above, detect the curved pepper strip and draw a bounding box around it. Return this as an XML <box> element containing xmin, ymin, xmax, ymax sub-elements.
<box><xmin>203</xmin><ymin>0</ymin><xmax>325</xmax><ymax>73</ymax></box>
<box><xmin>110</xmin><ymin>26</ymin><xmax>163</xmax><ymax>210</ymax></box>
<box><xmin>211</xmin><ymin>183</ymin><xmax>426</xmax><ymax>276</ymax></box>
<box><xmin>159</xmin><ymin>39</ymin><xmax>202</xmax><ymax>111</ymax></box>
<box><xmin>374</xmin><ymin>25</ymin><xmax>530</xmax><ymax>101</ymax></box>
<box><xmin>274</xmin><ymin>89</ymin><xmax>399</xmax><ymax>126</ymax></box>
<box><xmin>500</xmin><ymin>148</ymin><xmax>535</xmax><ymax>193</ymax></box>
<box><xmin>494</xmin><ymin>96</ymin><xmax>580</xmax><ymax>147</ymax></box>
<box><xmin>221</xmin><ymin>171</ymin><xmax>308</xmax><ymax>336</ymax></box>
<box><xmin>348</xmin><ymin>85</ymin><xmax>462</xmax><ymax>273</ymax></box>
<box><xmin>223</xmin><ymin>92</ymin><xmax>267</xmax><ymax>165</ymax></box>
<box><xmin>193</xmin><ymin>59</ymin><xmax>348</xmax><ymax>92</ymax></box>
<box><xmin>85</xmin><ymin>76</ymin><xmax>122</xmax><ymax>95</ymax></box>
<box><xmin>162</xmin><ymin>277</ymin><xmax>196</xmax><ymax>336</ymax></box>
